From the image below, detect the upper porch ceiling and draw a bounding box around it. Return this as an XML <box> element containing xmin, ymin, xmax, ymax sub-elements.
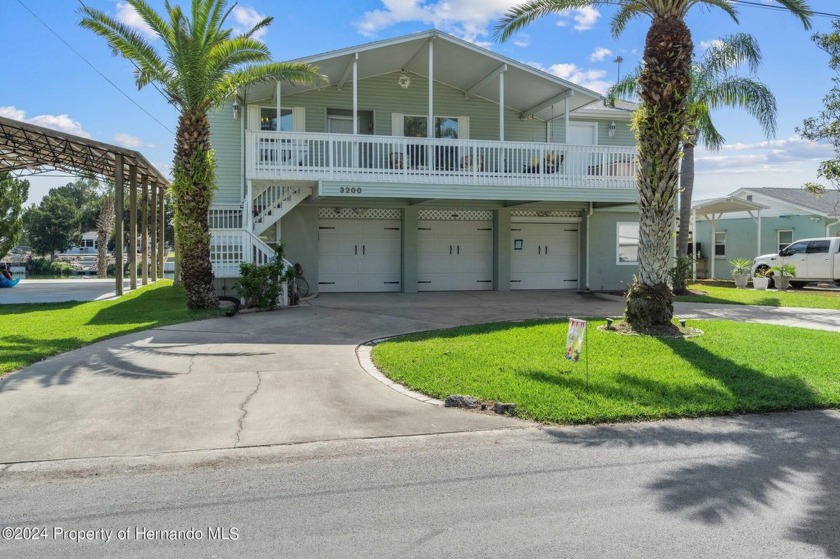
<box><xmin>243</xmin><ymin>30</ymin><xmax>602</xmax><ymax>121</ymax></box>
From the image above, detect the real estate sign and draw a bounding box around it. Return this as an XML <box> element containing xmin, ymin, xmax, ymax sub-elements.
<box><xmin>565</xmin><ymin>319</ymin><xmax>586</xmax><ymax>363</ymax></box>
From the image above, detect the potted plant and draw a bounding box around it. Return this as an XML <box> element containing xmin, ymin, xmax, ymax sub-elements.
<box><xmin>770</xmin><ymin>263</ymin><xmax>797</xmax><ymax>291</ymax></box>
<box><xmin>730</xmin><ymin>258</ymin><xmax>753</xmax><ymax>289</ymax></box>
<box><xmin>753</xmin><ymin>269</ymin><xmax>770</xmax><ymax>290</ymax></box>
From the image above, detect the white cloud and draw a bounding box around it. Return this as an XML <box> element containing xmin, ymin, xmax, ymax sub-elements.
<box><xmin>699</xmin><ymin>39</ymin><xmax>723</xmax><ymax>50</ymax></box>
<box><xmin>112</xmin><ymin>133</ymin><xmax>154</xmax><ymax>149</ymax></box>
<box><xmin>513</xmin><ymin>35</ymin><xmax>530</xmax><ymax>48</ymax></box>
<box><xmin>231</xmin><ymin>6</ymin><xmax>268</xmax><ymax>40</ymax></box>
<box><xmin>529</xmin><ymin>62</ymin><xmax>611</xmax><ymax>94</ymax></box>
<box><xmin>694</xmin><ymin>136</ymin><xmax>833</xmax><ymax>174</ymax></box>
<box><xmin>356</xmin><ymin>0</ymin><xmax>523</xmax><ymax>43</ymax></box>
<box><xmin>115</xmin><ymin>2</ymin><xmax>157</xmax><ymax>40</ymax></box>
<box><xmin>2</xmin><ymin>106</ymin><xmax>91</xmax><ymax>138</ymax></box>
<box><xmin>0</xmin><ymin>106</ymin><xmax>25</xmax><ymax>120</ymax></box>
<box><xmin>590</xmin><ymin>47</ymin><xmax>613</xmax><ymax>62</ymax></box>
<box><xmin>556</xmin><ymin>7</ymin><xmax>600</xmax><ymax>31</ymax></box>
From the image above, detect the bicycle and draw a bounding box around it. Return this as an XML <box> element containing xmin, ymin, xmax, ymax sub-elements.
<box><xmin>291</xmin><ymin>262</ymin><xmax>309</xmax><ymax>298</ymax></box>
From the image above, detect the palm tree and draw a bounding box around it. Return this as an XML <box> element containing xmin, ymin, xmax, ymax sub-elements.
<box><xmin>610</xmin><ymin>33</ymin><xmax>778</xmax><ymax>293</ymax></box>
<box><xmin>496</xmin><ymin>1</ymin><xmax>811</xmax><ymax>330</ymax></box>
<box><xmin>80</xmin><ymin>0</ymin><xmax>320</xmax><ymax>308</ymax></box>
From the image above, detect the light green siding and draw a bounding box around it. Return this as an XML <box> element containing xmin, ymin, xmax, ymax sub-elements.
<box><xmin>695</xmin><ymin>215</ymin><xmax>836</xmax><ymax>277</ymax></box>
<box><xmin>587</xmin><ymin>211</ymin><xmax>639</xmax><ymax>291</ymax></box>
<box><xmin>551</xmin><ymin>117</ymin><xmax>635</xmax><ymax>147</ymax></box>
<box><xmin>208</xmin><ymin>101</ymin><xmax>242</xmax><ymax>205</ymax></box>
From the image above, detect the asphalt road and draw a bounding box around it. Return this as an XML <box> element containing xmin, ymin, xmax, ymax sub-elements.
<box><xmin>2</xmin><ymin>411</ymin><xmax>838</xmax><ymax>558</ymax></box>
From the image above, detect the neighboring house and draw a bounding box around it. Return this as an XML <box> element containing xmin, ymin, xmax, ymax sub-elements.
<box><xmin>207</xmin><ymin>30</ymin><xmax>640</xmax><ymax>294</ymax></box>
<box><xmin>693</xmin><ymin>187</ymin><xmax>840</xmax><ymax>278</ymax></box>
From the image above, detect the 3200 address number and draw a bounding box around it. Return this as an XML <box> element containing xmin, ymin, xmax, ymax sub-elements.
<box><xmin>338</xmin><ymin>187</ymin><xmax>363</xmax><ymax>194</ymax></box>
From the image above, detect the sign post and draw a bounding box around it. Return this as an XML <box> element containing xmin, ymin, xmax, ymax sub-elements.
<box><xmin>565</xmin><ymin>318</ymin><xmax>589</xmax><ymax>389</ymax></box>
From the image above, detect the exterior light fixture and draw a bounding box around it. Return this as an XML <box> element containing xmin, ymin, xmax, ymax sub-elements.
<box><xmin>232</xmin><ymin>99</ymin><xmax>241</xmax><ymax>120</ymax></box>
<box><xmin>608</xmin><ymin>121</ymin><xmax>616</xmax><ymax>137</ymax></box>
<box><xmin>398</xmin><ymin>74</ymin><xmax>411</xmax><ymax>89</ymax></box>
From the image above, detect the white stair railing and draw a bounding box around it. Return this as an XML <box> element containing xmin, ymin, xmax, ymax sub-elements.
<box><xmin>251</xmin><ymin>185</ymin><xmax>310</xmax><ymax>235</ymax></box>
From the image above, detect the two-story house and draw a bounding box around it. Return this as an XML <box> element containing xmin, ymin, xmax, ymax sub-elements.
<box><xmin>207</xmin><ymin>30</ymin><xmax>640</xmax><ymax>294</ymax></box>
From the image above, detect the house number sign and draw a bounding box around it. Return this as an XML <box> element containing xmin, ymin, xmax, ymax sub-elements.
<box><xmin>339</xmin><ymin>187</ymin><xmax>363</xmax><ymax>194</ymax></box>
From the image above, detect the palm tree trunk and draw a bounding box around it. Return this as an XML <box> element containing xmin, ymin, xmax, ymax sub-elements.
<box><xmin>96</xmin><ymin>195</ymin><xmax>114</xmax><ymax>279</ymax></box>
<box><xmin>672</xmin><ymin>136</ymin><xmax>696</xmax><ymax>294</ymax></box>
<box><xmin>172</xmin><ymin>109</ymin><xmax>218</xmax><ymax>309</ymax></box>
<box><xmin>625</xmin><ymin>16</ymin><xmax>693</xmax><ymax>329</ymax></box>
<box><xmin>677</xmin><ymin>138</ymin><xmax>696</xmax><ymax>259</ymax></box>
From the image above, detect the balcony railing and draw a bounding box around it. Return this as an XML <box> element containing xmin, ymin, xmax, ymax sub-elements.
<box><xmin>247</xmin><ymin>131</ymin><xmax>637</xmax><ymax>189</ymax></box>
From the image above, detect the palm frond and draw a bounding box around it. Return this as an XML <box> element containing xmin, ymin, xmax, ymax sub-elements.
<box><xmin>700</xmin><ymin>33</ymin><xmax>761</xmax><ymax>77</ymax></box>
<box><xmin>705</xmin><ymin>76</ymin><xmax>778</xmax><ymax>140</ymax></box>
<box><xmin>608</xmin><ymin>66</ymin><xmax>643</xmax><ymax>103</ymax></box>
<box><xmin>611</xmin><ymin>4</ymin><xmax>650</xmax><ymax>38</ymax></box>
<box><xmin>495</xmin><ymin>0</ymin><xmax>606</xmax><ymax>42</ymax></box>
<box><xmin>769</xmin><ymin>0</ymin><xmax>813</xmax><ymax>29</ymax></box>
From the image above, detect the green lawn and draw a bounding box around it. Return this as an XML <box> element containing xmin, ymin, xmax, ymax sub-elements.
<box><xmin>677</xmin><ymin>282</ymin><xmax>840</xmax><ymax>310</ymax></box>
<box><xmin>0</xmin><ymin>281</ymin><xmax>224</xmax><ymax>375</ymax></box>
<box><xmin>372</xmin><ymin>319</ymin><xmax>840</xmax><ymax>424</ymax></box>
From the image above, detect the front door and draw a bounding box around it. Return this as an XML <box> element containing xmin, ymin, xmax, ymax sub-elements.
<box><xmin>567</xmin><ymin>122</ymin><xmax>597</xmax><ymax>175</ymax></box>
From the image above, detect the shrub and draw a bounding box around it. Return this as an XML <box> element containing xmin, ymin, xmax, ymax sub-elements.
<box><xmin>235</xmin><ymin>242</ymin><xmax>294</xmax><ymax>309</ymax></box>
<box><xmin>668</xmin><ymin>255</ymin><xmax>693</xmax><ymax>294</ymax></box>
<box><xmin>29</xmin><ymin>258</ymin><xmax>72</xmax><ymax>276</ymax></box>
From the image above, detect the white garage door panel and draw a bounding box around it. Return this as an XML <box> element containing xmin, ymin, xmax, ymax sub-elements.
<box><xmin>318</xmin><ymin>219</ymin><xmax>401</xmax><ymax>292</ymax></box>
<box><xmin>510</xmin><ymin>223</ymin><xmax>578</xmax><ymax>290</ymax></box>
<box><xmin>417</xmin><ymin>220</ymin><xmax>493</xmax><ymax>291</ymax></box>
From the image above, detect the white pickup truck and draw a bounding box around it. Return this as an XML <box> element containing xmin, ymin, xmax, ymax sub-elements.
<box><xmin>752</xmin><ymin>237</ymin><xmax>840</xmax><ymax>288</ymax></box>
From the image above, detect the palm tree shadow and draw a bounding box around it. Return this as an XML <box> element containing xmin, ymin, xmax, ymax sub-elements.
<box><xmin>544</xmin><ymin>338</ymin><xmax>839</xmax><ymax>556</ymax></box>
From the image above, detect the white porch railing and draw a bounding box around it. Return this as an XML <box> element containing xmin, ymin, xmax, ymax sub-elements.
<box><xmin>209</xmin><ymin>228</ymin><xmax>292</xmax><ymax>305</ymax></box>
<box><xmin>247</xmin><ymin>131</ymin><xmax>637</xmax><ymax>189</ymax></box>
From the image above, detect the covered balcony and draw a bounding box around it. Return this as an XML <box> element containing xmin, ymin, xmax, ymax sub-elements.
<box><xmin>247</xmin><ymin>131</ymin><xmax>637</xmax><ymax>190</ymax></box>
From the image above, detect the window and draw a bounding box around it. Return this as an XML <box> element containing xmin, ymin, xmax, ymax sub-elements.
<box><xmin>777</xmin><ymin>230</ymin><xmax>793</xmax><ymax>252</ymax></box>
<box><xmin>617</xmin><ymin>222</ymin><xmax>639</xmax><ymax>264</ymax></box>
<box><xmin>808</xmin><ymin>240</ymin><xmax>830</xmax><ymax>254</ymax></box>
<box><xmin>403</xmin><ymin>116</ymin><xmax>459</xmax><ymax>139</ymax></box>
<box><xmin>714</xmin><ymin>232</ymin><xmax>726</xmax><ymax>257</ymax></box>
<box><xmin>260</xmin><ymin>107</ymin><xmax>293</xmax><ymax>131</ymax></box>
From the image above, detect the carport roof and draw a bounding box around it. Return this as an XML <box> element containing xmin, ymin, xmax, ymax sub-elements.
<box><xmin>243</xmin><ymin>30</ymin><xmax>602</xmax><ymax>120</ymax></box>
<box><xmin>692</xmin><ymin>196</ymin><xmax>767</xmax><ymax>215</ymax></box>
<box><xmin>0</xmin><ymin>116</ymin><xmax>168</xmax><ymax>188</ymax></box>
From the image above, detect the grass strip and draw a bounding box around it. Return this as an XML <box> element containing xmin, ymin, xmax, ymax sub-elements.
<box><xmin>372</xmin><ymin>319</ymin><xmax>840</xmax><ymax>424</ymax></box>
<box><xmin>0</xmin><ymin>281</ymin><xmax>224</xmax><ymax>375</ymax></box>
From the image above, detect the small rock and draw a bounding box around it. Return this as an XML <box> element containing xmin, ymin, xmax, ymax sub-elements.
<box><xmin>444</xmin><ymin>395</ymin><xmax>481</xmax><ymax>409</ymax></box>
<box><xmin>493</xmin><ymin>402</ymin><xmax>516</xmax><ymax>415</ymax></box>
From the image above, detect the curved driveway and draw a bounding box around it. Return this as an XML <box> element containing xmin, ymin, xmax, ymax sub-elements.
<box><xmin>1</xmin><ymin>291</ymin><xmax>836</xmax><ymax>464</ymax></box>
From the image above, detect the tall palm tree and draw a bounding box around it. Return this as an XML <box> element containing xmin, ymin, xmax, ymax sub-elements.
<box><xmin>496</xmin><ymin>1</ymin><xmax>811</xmax><ymax>330</ymax></box>
<box><xmin>80</xmin><ymin>0</ymin><xmax>320</xmax><ymax>308</ymax></box>
<box><xmin>610</xmin><ymin>33</ymin><xmax>778</xmax><ymax>293</ymax></box>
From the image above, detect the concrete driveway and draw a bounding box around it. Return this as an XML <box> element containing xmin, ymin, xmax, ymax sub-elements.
<box><xmin>0</xmin><ymin>291</ymin><xmax>625</xmax><ymax>464</ymax></box>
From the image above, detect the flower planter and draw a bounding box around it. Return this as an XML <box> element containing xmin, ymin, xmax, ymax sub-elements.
<box><xmin>776</xmin><ymin>276</ymin><xmax>790</xmax><ymax>291</ymax></box>
<box><xmin>753</xmin><ymin>277</ymin><xmax>770</xmax><ymax>290</ymax></box>
<box><xmin>734</xmin><ymin>274</ymin><xmax>749</xmax><ymax>289</ymax></box>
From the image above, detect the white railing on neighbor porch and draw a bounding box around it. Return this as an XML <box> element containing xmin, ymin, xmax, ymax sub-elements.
<box><xmin>247</xmin><ymin>131</ymin><xmax>637</xmax><ymax>189</ymax></box>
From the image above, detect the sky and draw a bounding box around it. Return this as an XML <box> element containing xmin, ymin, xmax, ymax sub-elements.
<box><xmin>2</xmin><ymin>0</ymin><xmax>839</xmax><ymax>206</ymax></box>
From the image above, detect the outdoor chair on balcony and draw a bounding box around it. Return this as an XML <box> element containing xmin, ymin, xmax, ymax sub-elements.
<box><xmin>461</xmin><ymin>154</ymin><xmax>484</xmax><ymax>172</ymax></box>
<box><xmin>523</xmin><ymin>152</ymin><xmax>563</xmax><ymax>174</ymax></box>
<box><xmin>389</xmin><ymin>152</ymin><xmax>404</xmax><ymax>169</ymax></box>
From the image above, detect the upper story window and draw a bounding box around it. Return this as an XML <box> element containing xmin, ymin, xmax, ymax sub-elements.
<box><xmin>260</xmin><ymin>108</ymin><xmax>293</xmax><ymax>131</ymax></box>
<box><xmin>403</xmin><ymin>116</ymin><xmax>459</xmax><ymax>139</ymax></box>
<box><xmin>617</xmin><ymin>222</ymin><xmax>639</xmax><ymax>265</ymax></box>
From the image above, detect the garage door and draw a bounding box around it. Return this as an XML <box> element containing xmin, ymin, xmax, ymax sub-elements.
<box><xmin>318</xmin><ymin>210</ymin><xmax>401</xmax><ymax>292</ymax></box>
<box><xmin>417</xmin><ymin>211</ymin><xmax>493</xmax><ymax>291</ymax></box>
<box><xmin>510</xmin><ymin>221</ymin><xmax>578</xmax><ymax>289</ymax></box>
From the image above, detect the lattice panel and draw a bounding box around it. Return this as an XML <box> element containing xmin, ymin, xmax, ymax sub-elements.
<box><xmin>417</xmin><ymin>209</ymin><xmax>493</xmax><ymax>221</ymax></box>
<box><xmin>318</xmin><ymin>208</ymin><xmax>401</xmax><ymax>220</ymax></box>
<box><xmin>510</xmin><ymin>210</ymin><xmax>581</xmax><ymax>218</ymax></box>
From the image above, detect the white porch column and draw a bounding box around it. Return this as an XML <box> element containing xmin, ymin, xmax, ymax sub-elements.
<box><xmin>352</xmin><ymin>52</ymin><xmax>359</xmax><ymax>135</ymax></box>
<box><xmin>427</xmin><ymin>38</ymin><xmax>434</xmax><ymax>138</ymax></box>
<box><xmin>498</xmin><ymin>65</ymin><xmax>507</xmax><ymax>141</ymax></box>
<box><xmin>756</xmin><ymin>209</ymin><xmax>762</xmax><ymax>256</ymax></box>
<box><xmin>275</xmin><ymin>81</ymin><xmax>282</xmax><ymax>131</ymax></box>
<box><xmin>564</xmin><ymin>98</ymin><xmax>570</xmax><ymax>142</ymax></box>
<box><xmin>708</xmin><ymin>214</ymin><xmax>719</xmax><ymax>280</ymax></box>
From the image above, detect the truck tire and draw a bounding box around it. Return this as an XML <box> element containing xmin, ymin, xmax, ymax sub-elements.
<box><xmin>788</xmin><ymin>281</ymin><xmax>806</xmax><ymax>289</ymax></box>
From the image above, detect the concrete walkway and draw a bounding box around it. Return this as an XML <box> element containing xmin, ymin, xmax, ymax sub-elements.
<box><xmin>0</xmin><ymin>291</ymin><xmax>836</xmax><ymax>464</ymax></box>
